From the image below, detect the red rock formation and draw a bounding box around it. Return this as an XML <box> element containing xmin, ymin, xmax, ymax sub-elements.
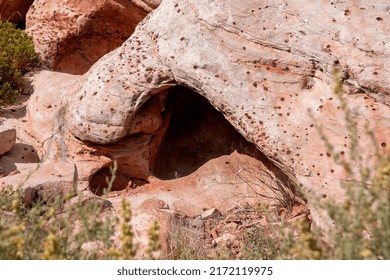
<box><xmin>0</xmin><ymin>0</ymin><xmax>33</xmax><ymax>23</ymax></box>
<box><xmin>0</xmin><ymin>126</ymin><xmax>16</xmax><ymax>156</ymax></box>
<box><xmin>10</xmin><ymin>0</ymin><xmax>390</xmax><ymax>251</ymax></box>
<box><xmin>26</xmin><ymin>0</ymin><xmax>161</xmax><ymax>74</ymax></box>
<box><xmin>56</xmin><ymin>0</ymin><xmax>389</xmax><ymax>203</ymax></box>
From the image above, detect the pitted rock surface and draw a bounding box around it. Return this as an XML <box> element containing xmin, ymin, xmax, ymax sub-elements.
<box><xmin>0</xmin><ymin>0</ymin><xmax>386</xmax><ymax>258</ymax></box>
<box><xmin>23</xmin><ymin>0</ymin><xmax>390</xmax><ymax>233</ymax></box>
<box><xmin>59</xmin><ymin>0</ymin><xmax>390</xmax><ymax>198</ymax></box>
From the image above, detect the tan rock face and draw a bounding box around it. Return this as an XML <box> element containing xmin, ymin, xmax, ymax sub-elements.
<box><xmin>26</xmin><ymin>0</ymin><xmax>161</xmax><ymax>74</ymax></box>
<box><xmin>25</xmin><ymin>70</ymin><xmax>170</xmax><ymax>181</ymax></box>
<box><xmin>24</xmin><ymin>0</ymin><xmax>390</xmax><ymax>233</ymax></box>
<box><xmin>0</xmin><ymin>0</ymin><xmax>33</xmax><ymax>23</ymax></box>
<box><xmin>0</xmin><ymin>161</ymin><xmax>77</xmax><ymax>207</ymax></box>
<box><xmin>0</xmin><ymin>143</ymin><xmax>40</xmax><ymax>176</ymax></box>
<box><xmin>0</xmin><ymin>126</ymin><xmax>16</xmax><ymax>156</ymax></box>
<box><xmin>60</xmin><ymin>0</ymin><xmax>390</xmax><ymax>199</ymax></box>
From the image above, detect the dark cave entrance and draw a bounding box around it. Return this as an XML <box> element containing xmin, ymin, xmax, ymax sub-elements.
<box><xmin>152</xmin><ymin>86</ymin><xmax>263</xmax><ymax>180</ymax></box>
<box><xmin>89</xmin><ymin>85</ymin><xmax>299</xmax><ymax>204</ymax></box>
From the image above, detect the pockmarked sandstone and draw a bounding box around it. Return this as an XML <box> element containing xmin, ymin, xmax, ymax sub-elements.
<box><xmin>12</xmin><ymin>0</ymin><xmax>390</xmax><ymax>250</ymax></box>
<box><xmin>62</xmin><ymin>0</ymin><xmax>390</xmax><ymax>200</ymax></box>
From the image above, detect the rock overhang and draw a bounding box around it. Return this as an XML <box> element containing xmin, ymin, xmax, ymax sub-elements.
<box><xmin>25</xmin><ymin>0</ymin><xmax>390</xmax><ymax>210</ymax></box>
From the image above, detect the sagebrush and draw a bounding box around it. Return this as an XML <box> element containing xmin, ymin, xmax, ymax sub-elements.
<box><xmin>0</xmin><ymin>162</ymin><xmax>161</xmax><ymax>260</ymax></box>
<box><xmin>0</xmin><ymin>21</ymin><xmax>39</xmax><ymax>104</ymax></box>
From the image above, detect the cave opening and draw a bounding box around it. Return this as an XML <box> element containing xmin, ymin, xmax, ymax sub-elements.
<box><xmin>89</xmin><ymin>85</ymin><xmax>299</xmax><ymax>207</ymax></box>
<box><xmin>89</xmin><ymin>166</ymin><xmax>148</xmax><ymax>196</ymax></box>
<box><xmin>152</xmin><ymin>86</ymin><xmax>264</xmax><ymax>180</ymax></box>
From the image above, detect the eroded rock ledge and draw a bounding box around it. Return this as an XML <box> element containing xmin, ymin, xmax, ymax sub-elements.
<box><xmin>59</xmin><ymin>0</ymin><xmax>389</xmax><ymax>196</ymax></box>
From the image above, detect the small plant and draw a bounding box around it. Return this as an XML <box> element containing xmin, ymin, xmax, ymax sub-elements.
<box><xmin>0</xmin><ymin>21</ymin><xmax>39</xmax><ymax>104</ymax></box>
<box><xmin>0</xmin><ymin>162</ymin><xmax>119</xmax><ymax>260</ymax></box>
<box><xmin>146</xmin><ymin>220</ymin><xmax>161</xmax><ymax>259</ymax></box>
<box><xmin>240</xmin><ymin>227</ymin><xmax>278</xmax><ymax>260</ymax></box>
<box><xmin>277</xmin><ymin>67</ymin><xmax>390</xmax><ymax>259</ymax></box>
<box><xmin>0</xmin><ymin>184</ymin><xmax>115</xmax><ymax>260</ymax></box>
<box><xmin>167</xmin><ymin>217</ymin><xmax>209</xmax><ymax>260</ymax></box>
<box><xmin>108</xmin><ymin>199</ymin><xmax>137</xmax><ymax>259</ymax></box>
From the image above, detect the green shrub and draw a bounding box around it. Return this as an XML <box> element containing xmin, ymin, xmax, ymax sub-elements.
<box><xmin>240</xmin><ymin>227</ymin><xmax>277</xmax><ymax>260</ymax></box>
<box><xmin>0</xmin><ymin>21</ymin><xmax>39</xmax><ymax>104</ymax></box>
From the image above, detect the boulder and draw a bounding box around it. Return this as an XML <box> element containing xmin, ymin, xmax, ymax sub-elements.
<box><xmin>201</xmin><ymin>208</ymin><xmax>221</xmax><ymax>220</ymax></box>
<box><xmin>0</xmin><ymin>161</ymin><xmax>77</xmax><ymax>207</ymax></box>
<box><xmin>214</xmin><ymin>233</ymin><xmax>237</xmax><ymax>246</ymax></box>
<box><xmin>4</xmin><ymin>143</ymin><xmax>40</xmax><ymax>163</ymax></box>
<box><xmin>107</xmin><ymin>152</ymin><xmax>291</xmax><ymax>217</ymax></box>
<box><xmin>0</xmin><ymin>142</ymin><xmax>40</xmax><ymax>176</ymax></box>
<box><xmin>0</xmin><ymin>0</ymin><xmax>33</xmax><ymax>23</ymax></box>
<box><xmin>26</xmin><ymin>0</ymin><xmax>161</xmax><ymax>74</ymax></box>
<box><xmin>137</xmin><ymin>198</ymin><xmax>169</xmax><ymax>210</ymax></box>
<box><xmin>0</xmin><ymin>126</ymin><xmax>16</xmax><ymax>156</ymax></box>
<box><xmin>111</xmin><ymin>200</ymin><xmax>171</xmax><ymax>258</ymax></box>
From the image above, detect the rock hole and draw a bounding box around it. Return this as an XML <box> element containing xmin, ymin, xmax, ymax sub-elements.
<box><xmin>152</xmin><ymin>86</ymin><xmax>265</xmax><ymax>180</ymax></box>
<box><xmin>151</xmin><ymin>85</ymin><xmax>300</xmax><ymax>206</ymax></box>
<box><xmin>89</xmin><ymin>166</ymin><xmax>144</xmax><ymax>196</ymax></box>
